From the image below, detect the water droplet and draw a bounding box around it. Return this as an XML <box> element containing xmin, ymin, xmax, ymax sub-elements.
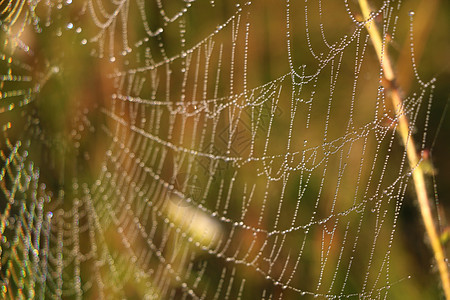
<box><xmin>409</xmin><ymin>10</ymin><xmax>415</xmax><ymax>16</ymax></box>
<box><xmin>66</xmin><ymin>23</ymin><xmax>73</xmax><ymax>29</ymax></box>
<box><xmin>81</xmin><ymin>39</ymin><xmax>87</xmax><ymax>45</ymax></box>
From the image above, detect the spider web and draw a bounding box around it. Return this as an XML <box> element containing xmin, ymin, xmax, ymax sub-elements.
<box><xmin>0</xmin><ymin>0</ymin><xmax>442</xmax><ymax>299</ymax></box>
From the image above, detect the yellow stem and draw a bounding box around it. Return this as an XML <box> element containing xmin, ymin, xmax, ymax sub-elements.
<box><xmin>357</xmin><ymin>0</ymin><xmax>450</xmax><ymax>298</ymax></box>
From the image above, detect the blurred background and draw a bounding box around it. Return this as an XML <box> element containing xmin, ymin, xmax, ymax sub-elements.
<box><xmin>0</xmin><ymin>0</ymin><xmax>449</xmax><ymax>299</ymax></box>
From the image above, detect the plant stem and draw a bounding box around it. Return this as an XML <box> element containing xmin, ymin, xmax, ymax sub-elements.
<box><xmin>357</xmin><ymin>0</ymin><xmax>450</xmax><ymax>298</ymax></box>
